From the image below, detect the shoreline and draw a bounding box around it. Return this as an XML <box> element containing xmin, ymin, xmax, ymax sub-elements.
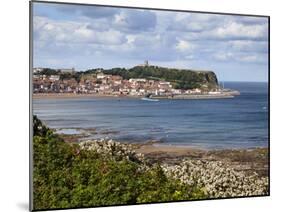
<box><xmin>33</xmin><ymin>93</ymin><xmax>125</xmax><ymax>99</ymax></box>
<box><xmin>33</xmin><ymin>92</ymin><xmax>238</xmax><ymax>100</ymax></box>
<box><xmin>56</xmin><ymin>128</ymin><xmax>268</xmax><ymax>152</ymax></box>
<box><xmin>135</xmin><ymin>142</ymin><xmax>268</xmax><ymax>152</ymax></box>
<box><xmin>58</xmin><ymin>130</ymin><xmax>267</xmax><ymax>152</ymax></box>
<box><xmin>133</xmin><ymin>142</ymin><xmax>268</xmax><ymax>177</ymax></box>
<box><xmin>59</xmin><ymin>132</ymin><xmax>268</xmax><ymax>177</ymax></box>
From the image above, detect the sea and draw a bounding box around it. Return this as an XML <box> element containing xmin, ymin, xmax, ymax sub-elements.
<box><xmin>33</xmin><ymin>82</ymin><xmax>269</xmax><ymax>149</ymax></box>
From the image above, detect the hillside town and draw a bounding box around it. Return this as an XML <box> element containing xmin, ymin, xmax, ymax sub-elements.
<box><xmin>33</xmin><ymin>68</ymin><xmax>209</xmax><ymax>97</ymax></box>
<box><xmin>32</xmin><ymin>63</ymin><xmax>241</xmax><ymax>99</ymax></box>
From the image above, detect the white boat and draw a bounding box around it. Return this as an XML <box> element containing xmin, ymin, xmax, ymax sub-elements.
<box><xmin>141</xmin><ymin>97</ymin><xmax>159</xmax><ymax>102</ymax></box>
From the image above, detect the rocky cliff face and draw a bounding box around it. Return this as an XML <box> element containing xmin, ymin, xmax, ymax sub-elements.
<box><xmin>197</xmin><ymin>71</ymin><xmax>219</xmax><ymax>89</ymax></box>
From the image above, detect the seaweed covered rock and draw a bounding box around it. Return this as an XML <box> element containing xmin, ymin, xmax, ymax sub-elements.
<box><xmin>79</xmin><ymin>139</ymin><xmax>145</xmax><ymax>164</ymax></box>
<box><xmin>161</xmin><ymin>159</ymin><xmax>268</xmax><ymax>198</ymax></box>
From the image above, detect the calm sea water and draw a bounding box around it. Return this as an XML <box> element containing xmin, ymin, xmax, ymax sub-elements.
<box><xmin>33</xmin><ymin>82</ymin><xmax>269</xmax><ymax>149</ymax></box>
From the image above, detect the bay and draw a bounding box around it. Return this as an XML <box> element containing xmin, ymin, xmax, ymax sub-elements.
<box><xmin>33</xmin><ymin>82</ymin><xmax>268</xmax><ymax>149</ymax></box>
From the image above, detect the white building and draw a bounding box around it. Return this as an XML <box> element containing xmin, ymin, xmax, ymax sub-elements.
<box><xmin>129</xmin><ymin>89</ymin><xmax>137</xmax><ymax>95</ymax></box>
<box><xmin>159</xmin><ymin>81</ymin><xmax>172</xmax><ymax>87</ymax></box>
<box><xmin>33</xmin><ymin>68</ymin><xmax>43</xmax><ymax>73</ymax></box>
<box><xmin>138</xmin><ymin>60</ymin><xmax>149</xmax><ymax>67</ymax></box>
<box><xmin>49</xmin><ymin>75</ymin><xmax>60</xmax><ymax>81</ymax></box>
<box><xmin>129</xmin><ymin>78</ymin><xmax>147</xmax><ymax>83</ymax></box>
<box><xmin>171</xmin><ymin>89</ymin><xmax>182</xmax><ymax>94</ymax></box>
<box><xmin>208</xmin><ymin>91</ymin><xmax>221</xmax><ymax>95</ymax></box>
<box><xmin>33</xmin><ymin>74</ymin><xmax>47</xmax><ymax>80</ymax></box>
<box><xmin>60</xmin><ymin>68</ymin><xmax>75</xmax><ymax>73</ymax></box>
<box><xmin>97</xmin><ymin>73</ymin><xmax>107</xmax><ymax>79</ymax></box>
<box><xmin>185</xmin><ymin>88</ymin><xmax>202</xmax><ymax>94</ymax></box>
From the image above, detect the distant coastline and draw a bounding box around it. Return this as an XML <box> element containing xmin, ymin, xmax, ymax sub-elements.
<box><xmin>33</xmin><ymin>64</ymin><xmax>227</xmax><ymax>98</ymax></box>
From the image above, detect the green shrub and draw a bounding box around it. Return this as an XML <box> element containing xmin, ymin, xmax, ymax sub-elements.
<box><xmin>32</xmin><ymin>116</ymin><xmax>206</xmax><ymax>210</ymax></box>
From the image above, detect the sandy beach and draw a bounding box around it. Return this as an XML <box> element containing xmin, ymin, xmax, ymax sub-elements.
<box><xmin>33</xmin><ymin>92</ymin><xmax>238</xmax><ymax>100</ymax></box>
<box><xmin>33</xmin><ymin>93</ymin><xmax>122</xmax><ymax>99</ymax></box>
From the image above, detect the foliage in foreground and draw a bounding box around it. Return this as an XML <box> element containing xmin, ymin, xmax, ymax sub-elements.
<box><xmin>33</xmin><ymin>116</ymin><xmax>206</xmax><ymax>210</ymax></box>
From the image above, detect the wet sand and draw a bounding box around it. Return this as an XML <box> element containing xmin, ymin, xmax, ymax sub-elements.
<box><xmin>133</xmin><ymin>143</ymin><xmax>269</xmax><ymax>177</ymax></box>
<box><xmin>135</xmin><ymin>143</ymin><xmax>205</xmax><ymax>156</ymax></box>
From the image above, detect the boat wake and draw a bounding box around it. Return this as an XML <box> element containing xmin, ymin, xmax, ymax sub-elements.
<box><xmin>141</xmin><ymin>97</ymin><xmax>159</xmax><ymax>102</ymax></box>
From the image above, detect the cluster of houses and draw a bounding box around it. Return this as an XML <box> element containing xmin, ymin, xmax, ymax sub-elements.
<box><xmin>33</xmin><ymin>70</ymin><xmax>204</xmax><ymax>96</ymax></box>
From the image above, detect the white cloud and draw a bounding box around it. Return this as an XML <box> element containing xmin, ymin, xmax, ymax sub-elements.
<box><xmin>34</xmin><ymin>16</ymin><xmax>127</xmax><ymax>45</ymax></box>
<box><xmin>168</xmin><ymin>13</ymin><xmax>221</xmax><ymax>33</ymax></box>
<box><xmin>33</xmin><ymin>3</ymin><xmax>269</xmax><ymax>79</ymax></box>
<box><xmin>184</xmin><ymin>55</ymin><xmax>194</xmax><ymax>60</ymax></box>
<box><xmin>229</xmin><ymin>40</ymin><xmax>268</xmax><ymax>53</ymax></box>
<box><xmin>239</xmin><ymin>55</ymin><xmax>258</xmax><ymax>62</ymax></box>
<box><xmin>175</xmin><ymin>40</ymin><xmax>195</xmax><ymax>52</ymax></box>
<box><xmin>213</xmin><ymin>21</ymin><xmax>268</xmax><ymax>40</ymax></box>
<box><xmin>165</xmin><ymin>12</ymin><xmax>268</xmax><ymax>42</ymax></box>
<box><xmin>213</xmin><ymin>52</ymin><xmax>234</xmax><ymax>61</ymax></box>
<box><xmin>112</xmin><ymin>9</ymin><xmax>156</xmax><ymax>32</ymax></box>
<box><xmin>212</xmin><ymin>50</ymin><xmax>266</xmax><ymax>64</ymax></box>
<box><xmin>230</xmin><ymin>40</ymin><xmax>254</xmax><ymax>49</ymax></box>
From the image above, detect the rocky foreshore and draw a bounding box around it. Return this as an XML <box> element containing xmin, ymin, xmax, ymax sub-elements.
<box><xmin>79</xmin><ymin>139</ymin><xmax>145</xmax><ymax>164</ymax></box>
<box><xmin>79</xmin><ymin>139</ymin><xmax>269</xmax><ymax>198</ymax></box>
<box><xmin>162</xmin><ymin>160</ymin><xmax>268</xmax><ymax>198</ymax></box>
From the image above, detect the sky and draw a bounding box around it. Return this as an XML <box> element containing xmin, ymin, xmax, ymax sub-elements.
<box><xmin>33</xmin><ymin>2</ymin><xmax>269</xmax><ymax>82</ymax></box>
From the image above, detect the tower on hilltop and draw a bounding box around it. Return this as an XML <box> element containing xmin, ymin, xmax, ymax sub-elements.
<box><xmin>144</xmin><ymin>60</ymin><xmax>149</xmax><ymax>66</ymax></box>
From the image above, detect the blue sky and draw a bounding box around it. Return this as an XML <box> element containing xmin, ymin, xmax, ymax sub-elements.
<box><xmin>33</xmin><ymin>2</ymin><xmax>269</xmax><ymax>82</ymax></box>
